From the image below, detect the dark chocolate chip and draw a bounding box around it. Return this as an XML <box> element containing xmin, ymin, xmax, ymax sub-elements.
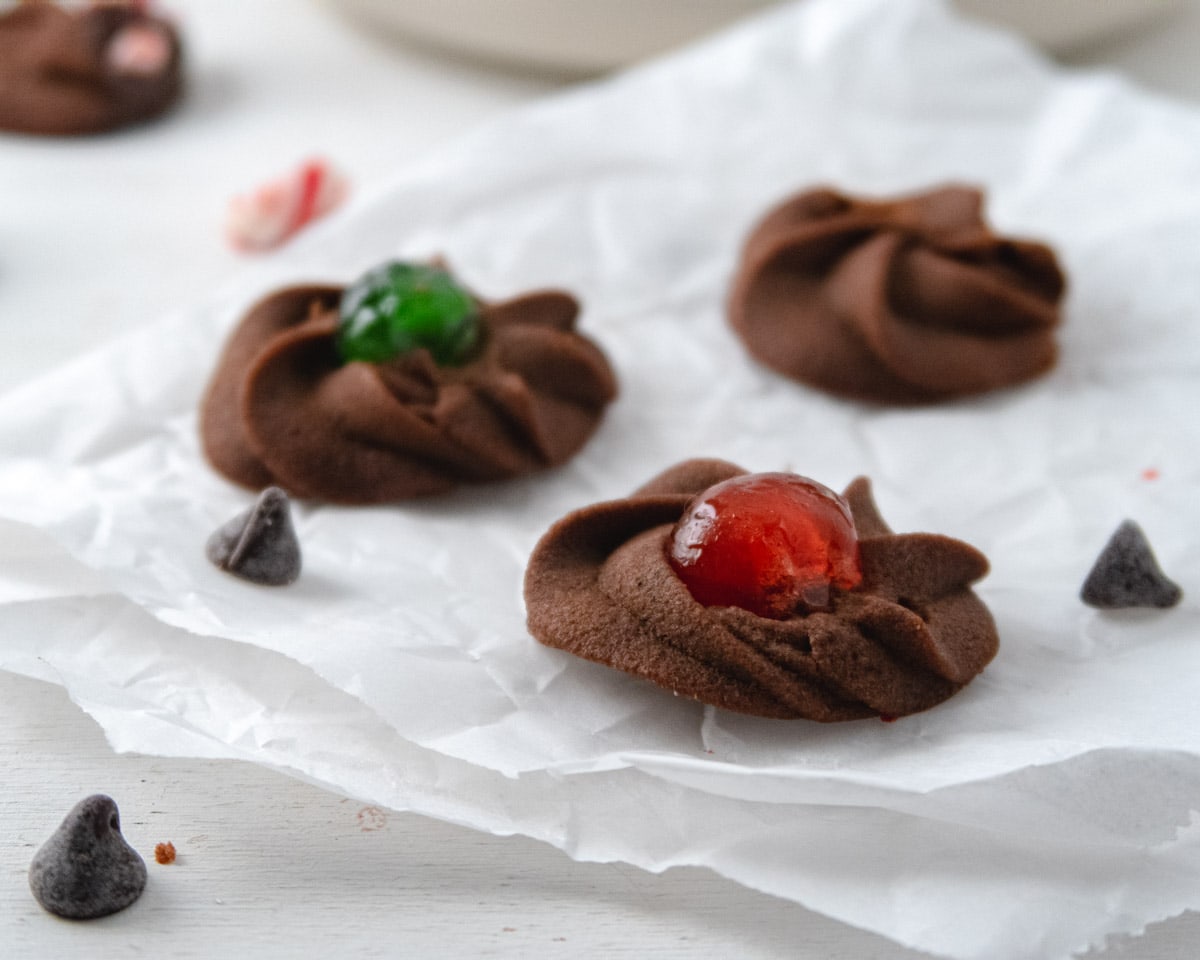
<box><xmin>1081</xmin><ymin>520</ymin><xmax>1182</xmax><ymax>609</ymax></box>
<box><xmin>28</xmin><ymin>795</ymin><xmax>147</xmax><ymax>920</ymax></box>
<box><xmin>206</xmin><ymin>486</ymin><xmax>302</xmax><ymax>586</ymax></box>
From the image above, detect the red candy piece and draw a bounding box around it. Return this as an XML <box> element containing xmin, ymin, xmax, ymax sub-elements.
<box><xmin>667</xmin><ymin>472</ymin><xmax>862</xmax><ymax>619</ymax></box>
<box><xmin>226</xmin><ymin>158</ymin><xmax>349</xmax><ymax>253</ymax></box>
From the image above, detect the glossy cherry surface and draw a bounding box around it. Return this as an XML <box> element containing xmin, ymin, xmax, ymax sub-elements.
<box><xmin>337</xmin><ymin>261</ymin><xmax>480</xmax><ymax>366</ymax></box>
<box><xmin>667</xmin><ymin>472</ymin><xmax>862</xmax><ymax>619</ymax></box>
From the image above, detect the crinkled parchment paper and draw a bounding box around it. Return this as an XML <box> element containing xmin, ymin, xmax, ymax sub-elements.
<box><xmin>2</xmin><ymin>1</ymin><xmax>1199</xmax><ymax>957</ymax></box>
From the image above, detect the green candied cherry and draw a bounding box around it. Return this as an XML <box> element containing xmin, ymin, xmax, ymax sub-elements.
<box><xmin>336</xmin><ymin>261</ymin><xmax>481</xmax><ymax>366</ymax></box>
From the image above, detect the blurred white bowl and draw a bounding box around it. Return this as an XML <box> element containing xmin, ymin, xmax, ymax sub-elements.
<box><xmin>956</xmin><ymin>0</ymin><xmax>1182</xmax><ymax>53</ymax></box>
<box><xmin>324</xmin><ymin>0</ymin><xmax>772</xmax><ymax>74</ymax></box>
<box><xmin>324</xmin><ymin>0</ymin><xmax>1182</xmax><ymax>74</ymax></box>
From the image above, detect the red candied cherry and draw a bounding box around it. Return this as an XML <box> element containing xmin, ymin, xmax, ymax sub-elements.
<box><xmin>667</xmin><ymin>472</ymin><xmax>862</xmax><ymax>619</ymax></box>
<box><xmin>106</xmin><ymin>23</ymin><xmax>173</xmax><ymax>76</ymax></box>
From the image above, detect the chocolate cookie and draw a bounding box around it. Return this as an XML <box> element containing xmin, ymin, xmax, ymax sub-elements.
<box><xmin>200</xmin><ymin>267</ymin><xmax>617</xmax><ymax>504</ymax></box>
<box><xmin>0</xmin><ymin>2</ymin><xmax>183</xmax><ymax>136</ymax></box>
<box><xmin>728</xmin><ymin>185</ymin><xmax>1066</xmax><ymax>404</ymax></box>
<box><xmin>525</xmin><ymin>459</ymin><xmax>998</xmax><ymax>720</ymax></box>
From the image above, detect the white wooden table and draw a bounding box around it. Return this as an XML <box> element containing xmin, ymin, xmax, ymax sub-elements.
<box><xmin>3</xmin><ymin>3</ymin><xmax>1199</xmax><ymax>956</ymax></box>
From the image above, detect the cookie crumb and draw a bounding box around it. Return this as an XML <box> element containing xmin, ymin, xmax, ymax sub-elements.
<box><xmin>154</xmin><ymin>841</ymin><xmax>177</xmax><ymax>864</ymax></box>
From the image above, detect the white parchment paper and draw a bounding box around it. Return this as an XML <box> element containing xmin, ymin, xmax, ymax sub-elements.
<box><xmin>2</xmin><ymin>1</ymin><xmax>1199</xmax><ymax>957</ymax></box>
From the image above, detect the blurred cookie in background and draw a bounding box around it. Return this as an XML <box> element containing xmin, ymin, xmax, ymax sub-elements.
<box><xmin>0</xmin><ymin>1</ymin><xmax>184</xmax><ymax>136</ymax></box>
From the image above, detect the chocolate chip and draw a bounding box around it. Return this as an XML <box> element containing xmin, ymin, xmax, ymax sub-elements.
<box><xmin>29</xmin><ymin>795</ymin><xmax>147</xmax><ymax>920</ymax></box>
<box><xmin>1081</xmin><ymin>520</ymin><xmax>1182</xmax><ymax>609</ymax></box>
<box><xmin>206</xmin><ymin>486</ymin><xmax>302</xmax><ymax>585</ymax></box>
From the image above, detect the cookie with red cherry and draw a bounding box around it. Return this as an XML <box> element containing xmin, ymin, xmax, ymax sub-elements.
<box><xmin>0</xmin><ymin>2</ymin><xmax>183</xmax><ymax>136</ymax></box>
<box><xmin>524</xmin><ymin>459</ymin><xmax>998</xmax><ymax>721</ymax></box>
